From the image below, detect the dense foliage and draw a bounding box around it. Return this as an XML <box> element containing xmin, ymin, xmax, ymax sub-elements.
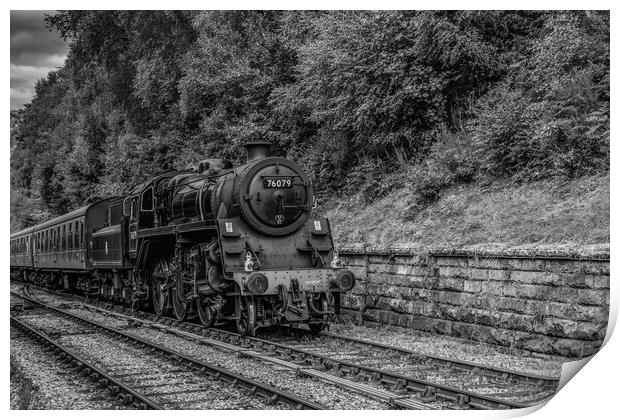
<box><xmin>10</xmin><ymin>11</ymin><xmax>609</xmax><ymax>232</ymax></box>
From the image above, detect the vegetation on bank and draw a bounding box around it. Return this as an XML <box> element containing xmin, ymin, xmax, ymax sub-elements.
<box><xmin>11</xmin><ymin>11</ymin><xmax>609</xmax><ymax>245</ymax></box>
<box><xmin>325</xmin><ymin>174</ymin><xmax>609</xmax><ymax>248</ymax></box>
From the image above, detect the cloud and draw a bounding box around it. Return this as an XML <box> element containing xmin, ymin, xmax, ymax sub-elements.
<box><xmin>10</xmin><ymin>10</ymin><xmax>68</xmax><ymax>109</ymax></box>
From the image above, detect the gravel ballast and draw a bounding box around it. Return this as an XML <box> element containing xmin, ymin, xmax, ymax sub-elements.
<box><xmin>10</xmin><ymin>329</ymin><xmax>127</xmax><ymax>409</ymax></box>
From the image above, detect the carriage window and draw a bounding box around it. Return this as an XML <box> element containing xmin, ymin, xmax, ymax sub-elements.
<box><xmin>68</xmin><ymin>223</ymin><xmax>73</xmax><ymax>249</ymax></box>
<box><xmin>62</xmin><ymin>226</ymin><xmax>66</xmax><ymax>250</ymax></box>
<box><xmin>75</xmin><ymin>221</ymin><xmax>80</xmax><ymax>247</ymax></box>
<box><xmin>80</xmin><ymin>222</ymin><xmax>84</xmax><ymax>246</ymax></box>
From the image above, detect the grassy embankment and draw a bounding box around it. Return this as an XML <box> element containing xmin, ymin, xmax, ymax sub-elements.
<box><xmin>324</xmin><ymin>174</ymin><xmax>609</xmax><ymax>251</ymax></box>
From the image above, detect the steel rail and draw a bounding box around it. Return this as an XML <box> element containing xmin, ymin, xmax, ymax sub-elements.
<box><xmin>10</xmin><ymin>315</ymin><xmax>163</xmax><ymax>409</ymax></box>
<box><xmin>12</xmin><ymin>289</ymin><xmax>325</xmax><ymax>410</ymax></box>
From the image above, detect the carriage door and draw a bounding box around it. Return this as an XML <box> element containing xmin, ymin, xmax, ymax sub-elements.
<box><xmin>123</xmin><ymin>196</ymin><xmax>139</xmax><ymax>253</ymax></box>
<box><xmin>54</xmin><ymin>227</ymin><xmax>59</xmax><ymax>266</ymax></box>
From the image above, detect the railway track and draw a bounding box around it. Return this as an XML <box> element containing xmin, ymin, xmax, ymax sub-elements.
<box><xmin>261</xmin><ymin>327</ymin><xmax>559</xmax><ymax>401</ymax></box>
<box><xmin>10</xmin><ymin>315</ymin><xmax>163</xmax><ymax>409</ymax></box>
<box><xmin>15</xmin><ymin>283</ymin><xmax>557</xmax><ymax>409</ymax></box>
<box><xmin>317</xmin><ymin>330</ymin><xmax>557</xmax><ymax>385</ymax></box>
<box><xmin>11</xmin><ymin>289</ymin><xmax>324</xmax><ymax>410</ymax></box>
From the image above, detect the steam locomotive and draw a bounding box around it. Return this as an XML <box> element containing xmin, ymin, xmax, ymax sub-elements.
<box><xmin>10</xmin><ymin>142</ymin><xmax>356</xmax><ymax>335</ymax></box>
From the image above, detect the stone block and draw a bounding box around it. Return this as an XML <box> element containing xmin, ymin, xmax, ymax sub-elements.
<box><xmin>542</xmin><ymin>317</ymin><xmax>607</xmax><ymax>340</ymax></box>
<box><xmin>546</xmin><ymin>301</ymin><xmax>609</xmax><ymax>323</ymax></box>
<box><xmin>486</xmin><ymin>268</ymin><xmax>511</xmax><ymax>281</ymax></box>
<box><xmin>545</xmin><ymin>259</ymin><xmax>609</xmax><ymax>275</ymax></box>
<box><xmin>437</xmin><ymin>277</ymin><xmax>464</xmax><ymax>291</ymax></box>
<box><xmin>551</xmin><ymin>339</ymin><xmax>603</xmax><ymax>357</ymax></box>
<box><xmin>427</xmin><ymin>290</ymin><xmax>470</xmax><ymax>306</ymax></box>
<box><xmin>479</xmin><ymin>281</ymin><xmax>503</xmax><ymax>295</ymax></box>
<box><xmin>468</xmin><ymin>257</ymin><xmax>504</xmax><ymax>270</ymax></box>
<box><xmin>463</xmin><ymin>280</ymin><xmax>482</xmax><ymax>293</ymax></box>
<box><xmin>510</xmin><ymin>270</ymin><xmax>560</xmax><ymax>285</ymax></box>
<box><xmin>502</xmin><ymin>259</ymin><xmax>546</xmax><ymax>272</ymax></box>
<box><xmin>560</xmin><ymin>273</ymin><xmax>610</xmax><ymax>289</ymax></box>
<box><xmin>434</xmin><ymin>256</ymin><xmax>459</xmax><ymax>267</ymax></box>
<box><xmin>513</xmin><ymin>331</ymin><xmax>554</xmax><ymax>354</ymax></box>
<box><xmin>498</xmin><ymin>311</ymin><xmax>536</xmax><ymax>332</ymax></box>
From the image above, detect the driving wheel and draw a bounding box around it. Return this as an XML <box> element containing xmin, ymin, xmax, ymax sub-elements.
<box><xmin>172</xmin><ymin>266</ymin><xmax>194</xmax><ymax>321</ymax></box>
<box><xmin>236</xmin><ymin>295</ymin><xmax>256</xmax><ymax>336</ymax></box>
<box><xmin>196</xmin><ymin>296</ymin><xmax>216</xmax><ymax>327</ymax></box>
<box><xmin>151</xmin><ymin>258</ymin><xmax>172</xmax><ymax>316</ymax></box>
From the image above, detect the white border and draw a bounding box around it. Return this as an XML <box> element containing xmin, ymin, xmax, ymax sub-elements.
<box><xmin>5</xmin><ymin>3</ymin><xmax>617</xmax><ymax>419</ymax></box>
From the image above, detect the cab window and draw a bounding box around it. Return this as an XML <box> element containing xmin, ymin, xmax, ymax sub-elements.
<box><xmin>130</xmin><ymin>197</ymin><xmax>138</xmax><ymax>219</ymax></box>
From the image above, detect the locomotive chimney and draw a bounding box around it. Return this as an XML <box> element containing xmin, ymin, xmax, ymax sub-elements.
<box><xmin>244</xmin><ymin>141</ymin><xmax>272</xmax><ymax>162</ymax></box>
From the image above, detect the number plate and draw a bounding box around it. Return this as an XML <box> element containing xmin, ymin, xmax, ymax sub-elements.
<box><xmin>263</xmin><ymin>177</ymin><xmax>293</xmax><ymax>188</ymax></box>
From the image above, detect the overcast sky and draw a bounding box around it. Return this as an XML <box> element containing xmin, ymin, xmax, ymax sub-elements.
<box><xmin>10</xmin><ymin>10</ymin><xmax>68</xmax><ymax>110</ymax></box>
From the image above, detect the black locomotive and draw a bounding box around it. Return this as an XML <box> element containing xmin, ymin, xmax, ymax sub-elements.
<box><xmin>10</xmin><ymin>142</ymin><xmax>356</xmax><ymax>335</ymax></box>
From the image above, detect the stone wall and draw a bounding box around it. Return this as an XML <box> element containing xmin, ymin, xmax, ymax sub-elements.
<box><xmin>338</xmin><ymin>245</ymin><xmax>610</xmax><ymax>358</ymax></box>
